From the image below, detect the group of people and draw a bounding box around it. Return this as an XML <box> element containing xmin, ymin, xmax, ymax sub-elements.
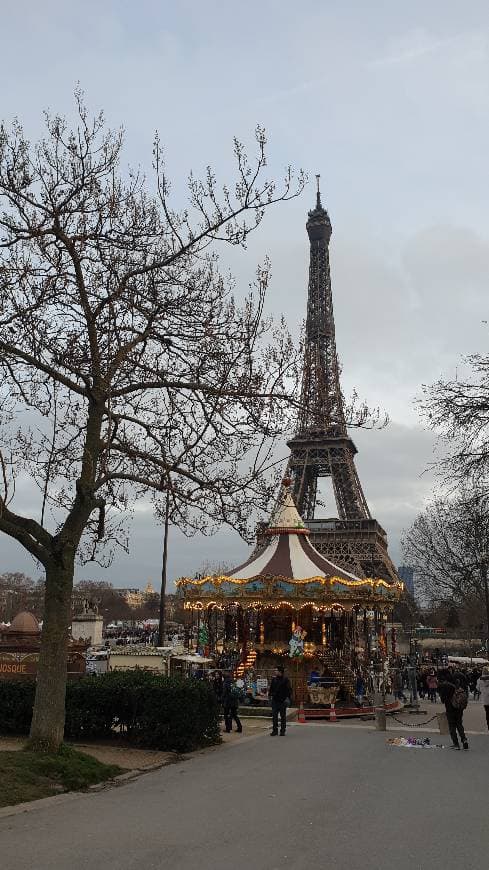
<box><xmin>105</xmin><ymin>628</ymin><xmax>158</xmax><ymax>646</ymax></box>
<box><xmin>389</xmin><ymin>661</ymin><xmax>487</xmax><ymax>705</ymax></box>
<box><xmin>216</xmin><ymin>666</ymin><xmax>292</xmax><ymax>737</ymax></box>
<box><xmin>205</xmin><ymin>658</ymin><xmax>489</xmax><ymax>748</ymax></box>
<box><xmin>416</xmin><ymin>664</ymin><xmax>484</xmax><ymax>702</ymax></box>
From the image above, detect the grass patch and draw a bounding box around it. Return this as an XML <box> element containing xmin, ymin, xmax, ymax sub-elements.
<box><xmin>0</xmin><ymin>745</ymin><xmax>122</xmax><ymax>808</ymax></box>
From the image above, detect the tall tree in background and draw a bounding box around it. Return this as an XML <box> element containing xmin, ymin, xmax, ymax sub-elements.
<box><xmin>73</xmin><ymin>580</ymin><xmax>133</xmax><ymax>624</ymax></box>
<box><xmin>0</xmin><ymin>572</ymin><xmax>45</xmax><ymax>621</ymax></box>
<box><xmin>0</xmin><ymin>94</ymin><xmax>305</xmax><ymax>749</ymax></box>
<box><xmin>420</xmin><ymin>354</ymin><xmax>489</xmax><ymax>482</ymax></box>
<box><xmin>402</xmin><ymin>486</ymin><xmax>489</xmax><ymax>626</ymax></box>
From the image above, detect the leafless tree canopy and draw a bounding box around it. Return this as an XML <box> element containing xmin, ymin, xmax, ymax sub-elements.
<box><xmin>420</xmin><ymin>354</ymin><xmax>489</xmax><ymax>482</ymax></box>
<box><xmin>0</xmin><ymin>94</ymin><xmax>307</xmax><ymax>570</ymax></box>
<box><xmin>402</xmin><ymin>486</ymin><xmax>489</xmax><ymax>623</ymax></box>
<box><xmin>0</xmin><ymin>572</ymin><xmax>44</xmax><ymax>621</ymax></box>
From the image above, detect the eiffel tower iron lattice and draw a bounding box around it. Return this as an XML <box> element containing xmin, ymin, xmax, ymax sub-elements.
<box><xmin>286</xmin><ymin>177</ymin><xmax>398</xmax><ymax>583</ymax></box>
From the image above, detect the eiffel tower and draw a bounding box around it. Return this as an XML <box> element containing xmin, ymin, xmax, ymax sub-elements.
<box><xmin>286</xmin><ymin>177</ymin><xmax>398</xmax><ymax>583</ymax></box>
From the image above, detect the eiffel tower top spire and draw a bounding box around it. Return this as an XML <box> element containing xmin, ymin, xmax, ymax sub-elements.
<box><xmin>305</xmin><ymin>174</ymin><xmax>332</xmax><ymax>244</ymax></box>
<box><xmin>315</xmin><ymin>173</ymin><xmax>322</xmax><ymax>209</ymax></box>
<box><xmin>297</xmin><ymin>183</ymin><xmax>342</xmax><ymax>435</ymax></box>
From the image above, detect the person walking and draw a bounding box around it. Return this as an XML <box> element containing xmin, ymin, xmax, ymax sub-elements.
<box><xmin>427</xmin><ymin>671</ymin><xmax>438</xmax><ymax>703</ymax></box>
<box><xmin>392</xmin><ymin>669</ymin><xmax>407</xmax><ymax>703</ymax></box>
<box><xmin>355</xmin><ymin>672</ymin><xmax>366</xmax><ymax>706</ymax></box>
<box><xmin>470</xmin><ymin>667</ymin><xmax>481</xmax><ymax>700</ymax></box>
<box><xmin>476</xmin><ymin>666</ymin><xmax>489</xmax><ymax>731</ymax></box>
<box><xmin>439</xmin><ymin>671</ymin><xmax>469</xmax><ymax>750</ymax></box>
<box><xmin>222</xmin><ymin>674</ymin><xmax>242</xmax><ymax>734</ymax></box>
<box><xmin>269</xmin><ymin>665</ymin><xmax>292</xmax><ymax>736</ymax></box>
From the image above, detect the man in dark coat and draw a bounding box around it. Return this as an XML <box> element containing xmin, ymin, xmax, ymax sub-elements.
<box><xmin>269</xmin><ymin>665</ymin><xmax>292</xmax><ymax>736</ymax></box>
<box><xmin>222</xmin><ymin>674</ymin><xmax>242</xmax><ymax>734</ymax></box>
<box><xmin>438</xmin><ymin>670</ymin><xmax>469</xmax><ymax>750</ymax></box>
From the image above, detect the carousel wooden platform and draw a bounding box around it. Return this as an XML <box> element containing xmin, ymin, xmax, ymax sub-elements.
<box><xmin>299</xmin><ymin>699</ymin><xmax>402</xmax><ymax>721</ymax></box>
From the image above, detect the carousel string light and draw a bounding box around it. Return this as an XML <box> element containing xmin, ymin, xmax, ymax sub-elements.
<box><xmin>176</xmin><ymin>574</ymin><xmax>403</xmax><ymax>590</ymax></box>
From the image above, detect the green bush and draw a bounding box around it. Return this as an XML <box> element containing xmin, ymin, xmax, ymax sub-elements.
<box><xmin>0</xmin><ymin>672</ymin><xmax>221</xmax><ymax>753</ymax></box>
<box><xmin>0</xmin><ymin>681</ymin><xmax>36</xmax><ymax>734</ymax></box>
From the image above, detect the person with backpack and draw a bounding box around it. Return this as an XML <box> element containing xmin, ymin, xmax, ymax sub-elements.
<box><xmin>222</xmin><ymin>673</ymin><xmax>243</xmax><ymax>734</ymax></box>
<box><xmin>269</xmin><ymin>665</ymin><xmax>292</xmax><ymax>736</ymax></box>
<box><xmin>439</xmin><ymin>671</ymin><xmax>469</xmax><ymax>750</ymax></box>
<box><xmin>476</xmin><ymin>665</ymin><xmax>489</xmax><ymax>731</ymax></box>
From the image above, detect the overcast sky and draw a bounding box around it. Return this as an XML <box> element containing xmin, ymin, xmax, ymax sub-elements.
<box><xmin>1</xmin><ymin>1</ymin><xmax>489</xmax><ymax>588</ymax></box>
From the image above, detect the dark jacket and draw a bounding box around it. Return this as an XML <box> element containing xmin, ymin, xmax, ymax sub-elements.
<box><xmin>438</xmin><ymin>679</ymin><xmax>455</xmax><ymax>706</ymax></box>
<box><xmin>222</xmin><ymin>677</ymin><xmax>239</xmax><ymax>708</ymax></box>
<box><xmin>269</xmin><ymin>674</ymin><xmax>292</xmax><ymax>704</ymax></box>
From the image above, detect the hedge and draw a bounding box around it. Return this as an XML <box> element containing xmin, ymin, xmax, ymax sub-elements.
<box><xmin>0</xmin><ymin>671</ymin><xmax>221</xmax><ymax>753</ymax></box>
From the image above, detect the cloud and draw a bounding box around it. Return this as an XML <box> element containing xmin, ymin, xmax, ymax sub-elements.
<box><xmin>369</xmin><ymin>30</ymin><xmax>461</xmax><ymax>68</ymax></box>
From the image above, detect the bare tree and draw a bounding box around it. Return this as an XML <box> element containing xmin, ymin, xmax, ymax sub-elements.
<box><xmin>420</xmin><ymin>354</ymin><xmax>489</xmax><ymax>482</ymax></box>
<box><xmin>193</xmin><ymin>560</ymin><xmax>232</xmax><ymax>578</ymax></box>
<box><xmin>0</xmin><ymin>572</ymin><xmax>45</xmax><ymax>621</ymax></box>
<box><xmin>0</xmin><ymin>94</ymin><xmax>306</xmax><ymax>749</ymax></box>
<box><xmin>73</xmin><ymin>580</ymin><xmax>133</xmax><ymax>624</ymax></box>
<box><xmin>401</xmin><ymin>486</ymin><xmax>489</xmax><ymax>624</ymax></box>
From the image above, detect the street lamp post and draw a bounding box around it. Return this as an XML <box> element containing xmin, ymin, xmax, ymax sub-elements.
<box><xmin>480</xmin><ymin>552</ymin><xmax>489</xmax><ymax>661</ymax></box>
<box><xmin>408</xmin><ymin>630</ymin><xmax>419</xmax><ymax>710</ymax></box>
<box><xmin>157</xmin><ymin>482</ymin><xmax>171</xmax><ymax>648</ymax></box>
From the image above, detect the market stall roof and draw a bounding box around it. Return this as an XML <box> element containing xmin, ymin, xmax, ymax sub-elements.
<box><xmin>172</xmin><ymin>655</ymin><xmax>214</xmax><ymax>663</ymax></box>
<box><xmin>448</xmin><ymin>656</ymin><xmax>489</xmax><ymax>665</ymax></box>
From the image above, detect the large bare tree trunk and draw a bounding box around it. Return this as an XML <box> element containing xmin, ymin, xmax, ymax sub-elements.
<box><xmin>29</xmin><ymin>556</ymin><xmax>74</xmax><ymax>752</ymax></box>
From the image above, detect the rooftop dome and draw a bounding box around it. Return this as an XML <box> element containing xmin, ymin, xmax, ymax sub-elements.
<box><xmin>9</xmin><ymin>611</ymin><xmax>40</xmax><ymax>634</ymax></box>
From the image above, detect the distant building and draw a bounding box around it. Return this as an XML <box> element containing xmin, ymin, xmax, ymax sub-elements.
<box><xmin>113</xmin><ymin>587</ymin><xmax>144</xmax><ymax>609</ymax></box>
<box><xmin>114</xmin><ymin>582</ymin><xmax>157</xmax><ymax>610</ymax></box>
<box><xmin>71</xmin><ymin>582</ymin><xmax>158</xmax><ymax>613</ymax></box>
<box><xmin>398</xmin><ymin>565</ymin><xmax>415</xmax><ymax>598</ymax></box>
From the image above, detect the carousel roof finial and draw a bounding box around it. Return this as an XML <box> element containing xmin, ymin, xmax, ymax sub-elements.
<box><xmin>266</xmin><ymin>478</ymin><xmax>310</xmax><ymax>537</ymax></box>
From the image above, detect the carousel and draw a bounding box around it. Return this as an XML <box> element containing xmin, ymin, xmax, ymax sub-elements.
<box><xmin>177</xmin><ymin>484</ymin><xmax>403</xmax><ymax>705</ymax></box>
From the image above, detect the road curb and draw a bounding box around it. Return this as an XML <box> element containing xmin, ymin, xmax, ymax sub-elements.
<box><xmin>0</xmin><ymin>789</ymin><xmax>88</xmax><ymax>820</ymax></box>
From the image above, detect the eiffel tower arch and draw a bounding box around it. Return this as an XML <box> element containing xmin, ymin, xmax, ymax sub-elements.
<box><xmin>286</xmin><ymin>178</ymin><xmax>398</xmax><ymax>583</ymax></box>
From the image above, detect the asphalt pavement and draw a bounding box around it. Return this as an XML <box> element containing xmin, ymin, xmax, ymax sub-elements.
<box><xmin>1</xmin><ymin>722</ymin><xmax>488</xmax><ymax>870</ymax></box>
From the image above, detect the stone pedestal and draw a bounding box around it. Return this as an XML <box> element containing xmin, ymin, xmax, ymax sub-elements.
<box><xmin>437</xmin><ymin>711</ymin><xmax>449</xmax><ymax>735</ymax></box>
<box><xmin>71</xmin><ymin>613</ymin><xmax>104</xmax><ymax>646</ymax></box>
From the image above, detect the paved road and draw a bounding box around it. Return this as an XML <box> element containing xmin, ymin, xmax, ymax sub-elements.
<box><xmin>1</xmin><ymin>724</ymin><xmax>488</xmax><ymax>870</ymax></box>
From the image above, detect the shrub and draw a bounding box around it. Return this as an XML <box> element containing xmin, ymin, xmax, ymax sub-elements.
<box><xmin>0</xmin><ymin>671</ymin><xmax>221</xmax><ymax>753</ymax></box>
<box><xmin>0</xmin><ymin>681</ymin><xmax>36</xmax><ymax>734</ymax></box>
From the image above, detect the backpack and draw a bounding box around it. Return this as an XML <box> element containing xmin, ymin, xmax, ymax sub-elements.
<box><xmin>451</xmin><ymin>687</ymin><xmax>468</xmax><ymax>710</ymax></box>
<box><xmin>230</xmin><ymin>684</ymin><xmax>244</xmax><ymax>703</ymax></box>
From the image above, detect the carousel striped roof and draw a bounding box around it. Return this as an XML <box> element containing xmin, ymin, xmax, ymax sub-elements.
<box><xmin>229</xmin><ymin>490</ymin><xmax>362</xmax><ymax>584</ymax></box>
